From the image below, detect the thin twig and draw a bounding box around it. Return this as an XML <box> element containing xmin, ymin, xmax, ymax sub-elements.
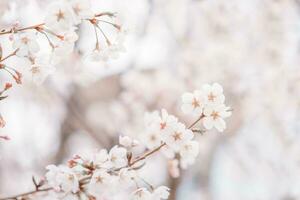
<box><xmin>0</xmin><ymin>12</ymin><xmax>115</xmax><ymax>36</ymax></box>
<box><xmin>0</xmin><ymin>115</ymin><xmax>204</xmax><ymax>200</ymax></box>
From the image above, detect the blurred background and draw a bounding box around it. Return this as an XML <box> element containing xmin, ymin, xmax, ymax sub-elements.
<box><xmin>1</xmin><ymin>0</ymin><xmax>300</xmax><ymax>199</ymax></box>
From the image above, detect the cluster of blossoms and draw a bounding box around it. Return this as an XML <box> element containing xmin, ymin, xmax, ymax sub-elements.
<box><xmin>0</xmin><ymin>83</ymin><xmax>231</xmax><ymax>200</ymax></box>
<box><xmin>181</xmin><ymin>83</ymin><xmax>231</xmax><ymax>132</ymax></box>
<box><xmin>0</xmin><ymin>0</ymin><xmax>125</xmax><ymax>132</ymax></box>
<box><xmin>1</xmin><ymin>0</ymin><xmax>124</xmax><ymax>84</ymax></box>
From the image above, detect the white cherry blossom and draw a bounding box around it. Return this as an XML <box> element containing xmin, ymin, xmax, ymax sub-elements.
<box><xmin>45</xmin><ymin>2</ymin><xmax>75</xmax><ymax>33</ymax></box>
<box><xmin>203</xmin><ymin>104</ymin><xmax>232</xmax><ymax>132</ymax></box>
<box><xmin>160</xmin><ymin>145</ymin><xmax>175</xmax><ymax>159</ymax></box>
<box><xmin>13</xmin><ymin>32</ymin><xmax>40</xmax><ymax>56</ymax></box>
<box><xmin>69</xmin><ymin>0</ymin><xmax>94</xmax><ymax>24</ymax></box>
<box><xmin>164</xmin><ymin>122</ymin><xmax>193</xmax><ymax>152</ymax></box>
<box><xmin>108</xmin><ymin>145</ymin><xmax>128</xmax><ymax>168</ymax></box>
<box><xmin>88</xmin><ymin>169</ymin><xmax>111</xmax><ymax>196</ymax></box>
<box><xmin>94</xmin><ymin>149</ymin><xmax>109</xmax><ymax>166</ymax></box>
<box><xmin>142</xmin><ymin>125</ymin><xmax>162</xmax><ymax>149</ymax></box>
<box><xmin>53</xmin><ymin>31</ymin><xmax>78</xmax><ymax>58</ymax></box>
<box><xmin>179</xmin><ymin>140</ymin><xmax>199</xmax><ymax>169</ymax></box>
<box><xmin>119</xmin><ymin>135</ymin><xmax>139</xmax><ymax>148</ymax></box>
<box><xmin>118</xmin><ymin>168</ymin><xmax>136</xmax><ymax>186</ymax></box>
<box><xmin>181</xmin><ymin>90</ymin><xmax>206</xmax><ymax>116</ymax></box>
<box><xmin>89</xmin><ymin>48</ymin><xmax>110</xmax><ymax>62</ymax></box>
<box><xmin>153</xmin><ymin>186</ymin><xmax>170</xmax><ymax>200</ymax></box>
<box><xmin>202</xmin><ymin>83</ymin><xmax>225</xmax><ymax>105</ymax></box>
<box><xmin>45</xmin><ymin>165</ymin><xmax>79</xmax><ymax>193</ymax></box>
<box><xmin>131</xmin><ymin>188</ymin><xmax>152</xmax><ymax>200</ymax></box>
<box><xmin>145</xmin><ymin>109</ymin><xmax>178</xmax><ymax>136</ymax></box>
<box><xmin>27</xmin><ymin>55</ymin><xmax>56</xmax><ymax>84</ymax></box>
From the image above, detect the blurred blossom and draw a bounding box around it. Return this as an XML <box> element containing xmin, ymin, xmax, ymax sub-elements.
<box><xmin>1</xmin><ymin>0</ymin><xmax>300</xmax><ymax>199</ymax></box>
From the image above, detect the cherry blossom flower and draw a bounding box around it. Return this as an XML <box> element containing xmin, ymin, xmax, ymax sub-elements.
<box><xmin>164</xmin><ymin>122</ymin><xmax>193</xmax><ymax>152</ymax></box>
<box><xmin>160</xmin><ymin>145</ymin><xmax>175</xmax><ymax>159</ymax></box>
<box><xmin>153</xmin><ymin>186</ymin><xmax>170</xmax><ymax>200</ymax></box>
<box><xmin>108</xmin><ymin>145</ymin><xmax>128</xmax><ymax>168</ymax></box>
<box><xmin>27</xmin><ymin>55</ymin><xmax>56</xmax><ymax>84</ymax></box>
<box><xmin>45</xmin><ymin>165</ymin><xmax>79</xmax><ymax>193</ymax></box>
<box><xmin>118</xmin><ymin>168</ymin><xmax>137</xmax><ymax>186</ymax></box>
<box><xmin>69</xmin><ymin>0</ymin><xmax>94</xmax><ymax>24</ymax></box>
<box><xmin>179</xmin><ymin>140</ymin><xmax>199</xmax><ymax>169</ymax></box>
<box><xmin>142</xmin><ymin>125</ymin><xmax>162</xmax><ymax>149</ymax></box>
<box><xmin>145</xmin><ymin>109</ymin><xmax>178</xmax><ymax>135</ymax></box>
<box><xmin>202</xmin><ymin>83</ymin><xmax>225</xmax><ymax>105</ymax></box>
<box><xmin>0</xmin><ymin>81</ymin><xmax>232</xmax><ymax>199</ymax></box>
<box><xmin>94</xmin><ymin>149</ymin><xmax>109</xmax><ymax>166</ymax></box>
<box><xmin>203</xmin><ymin>104</ymin><xmax>232</xmax><ymax>132</ymax></box>
<box><xmin>88</xmin><ymin>30</ymin><xmax>126</xmax><ymax>62</ymax></box>
<box><xmin>45</xmin><ymin>2</ymin><xmax>76</xmax><ymax>33</ymax></box>
<box><xmin>88</xmin><ymin>169</ymin><xmax>111</xmax><ymax>197</ymax></box>
<box><xmin>13</xmin><ymin>32</ymin><xmax>40</xmax><ymax>56</ymax></box>
<box><xmin>107</xmin><ymin>32</ymin><xmax>126</xmax><ymax>59</ymax></box>
<box><xmin>52</xmin><ymin>31</ymin><xmax>78</xmax><ymax>61</ymax></box>
<box><xmin>119</xmin><ymin>135</ymin><xmax>139</xmax><ymax>148</ymax></box>
<box><xmin>181</xmin><ymin>90</ymin><xmax>206</xmax><ymax>116</ymax></box>
<box><xmin>131</xmin><ymin>188</ymin><xmax>152</xmax><ymax>200</ymax></box>
<box><xmin>89</xmin><ymin>48</ymin><xmax>110</xmax><ymax>62</ymax></box>
<box><xmin>73</xmin><ymin>149</ymin><xmax>109</xmax><ymax>168</ymax></box>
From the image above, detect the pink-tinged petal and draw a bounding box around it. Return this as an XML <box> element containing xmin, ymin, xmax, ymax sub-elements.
<box><xmin>215</xmin><ymin>94</ymin><xmax>225</xmax><ymax>104</ymax></box>
<box><xmin>193</xmin><ymin>90</ymin><xmax>203</xmax><ymax>97</ymax></box>
<box><xmin>212</xmin><ymin>83</ymin><xmax>223</xmax><ymax>94</ymax></box>
<box><xmin>203</xmin><ymin>106</ymin><xmax>213</xmax><ymax>116</ymax></box>
<box><xmin>29</xmin><ymin>41</ymin><xmax>40</xmax><ymax>53</ymax></box>
<box><xmin>220</xmin><ymin>109</ymin><xmax>232</xmax><ymax>118</ymax></box>
<box><xmin>12</xmin><ymin>39</ymin><xmax>21</xmax><ymax>49</ymax></box>
<box><xmin>203</xmin><ymin>117</ymin><xmax>214</xmax><ymax>130</ymax></box>
<box><xmin>202</xmin><ymin>84</ymin><xmax>211</xmax><ymax>93</ymax></box>
<box><xmin>214</xmin><ymin>118</ymin><xmax>226</xmax><ymax>132</ymax></box>
<box><xmin>177</xmin><ymin>122</ymin><xmax>186</xmax><ymax>130</ymax></box>
<box><xmin>161</xmin><ymin>109</ymin><xmax>168</xmax><ymax>120</ymax></box>
<box><xmin>182</xmin><ymin>92</ymin><xmax>194</xmax><ymax>102</ymax></box>
<box><xmin>193</xmin><ymin>107</ymin><xmax>203</xmax><ymax>116</ymax></box>
<box><xmin>184</xmin><ymin>129</ymin><xmax>194</xmax><ymax>140</ymax></box>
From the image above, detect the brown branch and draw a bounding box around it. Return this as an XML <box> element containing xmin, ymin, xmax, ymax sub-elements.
<box><xmin>0</xmin><ymin>12</ymin><xmax>115</xmax><ymax>36</ymax></box>
<box><xmin>0</xmin><ymin>49</ymin><xmax>18</xmax><ymax>62</ymax></box>
<box><xmin>0</xmin><ymin>115</ymin><xmax>204</xmax><ymax>200</ymax></box>
<box><xmin>0</xmin><ymin>187</ymin><xmax>52</xmax><ymax>200</ymax></box>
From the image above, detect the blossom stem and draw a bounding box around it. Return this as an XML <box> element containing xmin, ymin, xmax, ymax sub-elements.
<box><xmin>129</xmin><ymin>115</ymin><xmax>204</xmax><ymax>167</ymax></box>
<box><xmin>0</xmin><ymin>116</ymin><xmax>204</xmax><ymax>200</ymax></box>
<box><xmin>0</xmin><ymin>49</ymin><xmax>18</xmax><ymax>62</ymax></box>
<box><xmin>0</xmin><ymin>187</ymin><xmax>52</xmax><ymax>200</ymax></box>
<box><xmin>0</xmin><ymin>12</ymin><xmax>115</xmax><ymax>36</ymax></box>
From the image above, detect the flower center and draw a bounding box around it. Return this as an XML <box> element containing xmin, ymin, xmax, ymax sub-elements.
<box><xmin>192</xmin><ymin>98</ymin><xmax>200</xmax><ymax>108</ymax></box>
<box><xmin>56</xmin><ymin>10</ymin><xmax>65</xmax><ymax>21</ymax></box>
<box><xmin>96</xmin><ymin>176</ymin><xmax>104</xmax><ymax>183</ymax></box>
<box><xmin>21</xmin><ymin>37</ymin><xmax>29</xmax><ymax>44</ymax></box>
<box><xmin>208</xmin><ymin>92</ymin><xmax>216</xmax><ymax>101</ymax></box>
<box><xmin>150</xmin><ymin>134</ymin><xmax>157</xmax><ymax>141</ymax></box>
<box><xmin>211</xmin><ymin>111</ymin><xmax>219</xmax><ymax>120</ymax></box>
<box><xmin>30</xmin><ymin>66</ymin><xmax>40</xmax><ymax>74</ymax></box>
<box><xmin>160</xmin><ymin>122</ymin><xmax>166</xmax><ymax>130</ymax></box>
<box><xmin>73</xmin><ymin>5</ymin><xmax>82</xmax><ymax>15</ymax></box>
<box><xmin>172</xmin><ymin>132</ymin><xmax>182</xmax><ymax>141</ymax></box>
